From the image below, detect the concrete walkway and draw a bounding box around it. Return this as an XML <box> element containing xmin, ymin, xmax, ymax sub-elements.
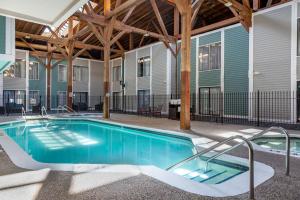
<box><xmin>0</xmin><ymin>114</ymin><xmax>300</xmax><ymax>200</ymax></box>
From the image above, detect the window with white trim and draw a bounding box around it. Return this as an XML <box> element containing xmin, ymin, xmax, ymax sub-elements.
<box><xmin>29</xmin><ymin>62</ymin><xmax>39</xmax><ymax>80</ymax></box>
<box><xmin>73</xmin><ymin>65</ymin><xmax>88</xmax><ymax>82</ymax></box>
<box><xmin>112</xmin><ymin>65</ymin><xmax>121</xmax><ymax>81</ymax></box>
<box><xmin>3</xmin><ymin>59</ymin><xmax>26</xmax><ymax>78</ymax></box>
<box><xmin>58</xmin><ymin>64</ymin><xmax>67</xmax><ymax>82</ymax></box>
<box><xmin>199</xmin><ymin>42</ymin><xmax>221</xmax><ymax>71</ymax></box>
<box><xmin>57</xmin><ymin>91</ymin><xmax>67</xmax><ymax>106</ymax></box>
<box><xmin>137</xmin><ymin>56</ymin><xmax>150</xmax><ymax>77</ymax></box>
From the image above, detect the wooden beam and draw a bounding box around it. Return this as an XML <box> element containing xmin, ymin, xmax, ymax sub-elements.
<box><xmin>174</xmin><ymin>7</ymin><xmax>179</xmax><ymax>37</ymax></box>
<box><xmin>253</xmin><ymin>0</ymin><xmax>260</xmax><ymax>11</ymax></box>
<box><xmin>105</xmin><ymin>0</ymin><xmax>145</xmax><ymax>19</ymax></box>
<box><xmin>150</xmin><ymin>0</ymin><xmax>169</xmax><ymax>37</ymax></box>
<box><xmin>191</xmin><ymin>0</ymin><xmax>204</xmax><ymax>28</ymax></box>
<box><xmin>16</xmin><ymin>31</ymin><xmax>122</xmax><ymax>53</ymax></box>
<box><xmin>75</xmin><ymin>12</ymin><xmax>175</xmax><ymax>42</ymax></box>
<box><xmin>152</xmin><ymin>21</ymin><xmax>176</xmax><ymax>57</ymax></box>
<box><xmin>129</xmin><ymin>33</ymin><xmax>134</xmax><ymax>50</ymax></box>
<box><xmin>190</xmin><ymin>17</ymin><xmax>239</xmax><ymax>36</ymax></box>
<box><xmin>122</xmin><ymin>6</ymin><xmax>136</xmax><ymax>23</ymax></box>
<box><xmin>87</xmin><ymin>21</ymin><xmax>105</xmax><ymax>45</ymax></box>
<box><xmin>174</xmin><ymin>0</ymin><xmax>191</xmax><ymax>130</ymax></box>
<box><xmin>110</xmin><ymin>30</ymin><xmax>126</xmax><ymax>46</ymax></box>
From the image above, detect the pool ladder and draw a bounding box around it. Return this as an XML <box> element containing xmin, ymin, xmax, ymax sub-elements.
<box><xmin>167</xmin><ymin>126</ymin><xmax>291</xmax><ymax>200</ymax></box>
<box><xmin>167</xmin><ymin>135</ymin><xmax>255</xmax><ymax>200</ymax></box>
<box><xmin>203</xmin><ymin>127</ymin><xmax>291</xmax><ymax>176</ymax></box>
<box><xmin>41</xmin><ymin>106</ymin><xmax>48</xmax><ymax>118</ymax></box>
<box><xmin>57</xmin><ymin>105</ymin><xmax>77</xmax><ymax>114</ymax></box>
<box><xmin>21</xmin><ymin>107</ymin><xmax>26</xmax><ymax>121</ymax></box>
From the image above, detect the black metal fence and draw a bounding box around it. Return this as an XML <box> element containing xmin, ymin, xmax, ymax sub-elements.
<box><xmin>0</xmin><ymin>91</ymin><xmax>299</xmax><ymax>129</ymax></box>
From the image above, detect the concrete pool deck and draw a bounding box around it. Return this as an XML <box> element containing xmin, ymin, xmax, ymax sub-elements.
<box><xmin>0</xmin><ymin>114</ymin><xmax>300</xmax><ymax>199</ymax></box>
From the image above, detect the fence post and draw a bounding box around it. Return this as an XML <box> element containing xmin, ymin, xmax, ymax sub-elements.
<box><xmin>257</xmin><ymin>90</ymin><xmax>260</xmax><ymax>126</ymax></box>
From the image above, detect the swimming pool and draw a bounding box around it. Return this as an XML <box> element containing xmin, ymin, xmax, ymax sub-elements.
<box><xmin>252</xmin><ymin>136</ymin><xmax>300</xmax><ymax>156</ymax></box>
<box><xmin>0</xmin><ymin>119</ymin><xmax>248</xmax><ymax>185</ymax></box>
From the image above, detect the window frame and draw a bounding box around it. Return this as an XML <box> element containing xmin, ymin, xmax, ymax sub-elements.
<box><xmin>3</xmin><ymin>59</ymin><xmax>26</xmax><ymax>78</ymax></box>
<box><xmin>29</xmin><ymin>90</ymin><xmax>40</xmax><ymax>109</ymax></box>
<box><xmin>112</xmin><ymin>65</ymin><xmax>122</xmax><ymax>82</ymax></box>
<box><xmin>73</xmin><ymin>65</ymin><xmax>88</xmax><ymax>82</ymax></box>
<box><xmin>137</xmin><ymin>56</ymin><xmax>151</xmax><ymax>77</ymax></box>
<box><xmin>57</xmin><ymin>91</ymin><xmax>67</xmax><ymax>106</ymax></box>
<box><xmin>29</xmin><ymin>61</ymin><xmax>39</xmax><ymax>80</ymax></box>
<box><xmin>198</xmin><ymin>42</ymin><xmax>221</xmax><ymax>72</ymax></box>
<box><xmin>58</xmin><ymin>64</ymin><xmax>67</xmax><ymax>82</ymax></box>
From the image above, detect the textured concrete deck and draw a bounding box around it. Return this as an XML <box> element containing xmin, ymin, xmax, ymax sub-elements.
<box><xmin>0</xmin><ymin>114</ymin><xmax>300</xmax><ymax>200</ymax></box>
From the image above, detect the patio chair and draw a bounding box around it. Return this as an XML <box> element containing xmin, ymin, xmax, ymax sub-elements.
<box><xmin>151</xmin><ymin>105</ymin><xmax>163</xmax><ymax>117</ymax></box>
<box><xmin>138</xmin><ymin>107</ymin><xmax>150</xmax><ymax>116</ymax></box>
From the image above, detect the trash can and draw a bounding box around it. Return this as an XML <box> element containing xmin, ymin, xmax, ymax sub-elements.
<box><xmin>168</xmin><ymin>99</ymin><xmax>180</xmax><ymax>120</ymax></box>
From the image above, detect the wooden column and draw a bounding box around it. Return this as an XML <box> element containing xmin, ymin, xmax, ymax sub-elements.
<box><xmin>103</xmin><ymin>0</ymin><xmax>111</xmax><ymax>119</ymax></box>
<box><xmin>175</xmin><ymin>0</ymin><xmax>192</xmax><ymax>130</ymax></box>
<box><xmin>67</xmin><ymin>18</ymin><xmax>74</xmax><ymax>109</ymax></box>
<box><xmin>46</xmin><ymin>53</ymin><xmax>52</xmax><ymax>110</ymax></box>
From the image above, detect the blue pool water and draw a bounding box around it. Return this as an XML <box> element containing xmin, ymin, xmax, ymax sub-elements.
<box><xmin>0</xmin><ymin>119</ymin><xmax>248</xmax><ymax>184</ymax></box>
<box><xmin>252</xmin><ymin>137</ymin><xmax>300</xmax><ymax>155</ymax></box>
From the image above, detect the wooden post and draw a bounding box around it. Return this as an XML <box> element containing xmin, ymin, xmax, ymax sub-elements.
<box><xmin>175</xmin><ymin>0</ymin><xmax>192</xmax><ymax>130</ymax></box>
<box><xmin>129</xmin><ymin>33</ymin><xmax>133</xmax><ymax>50</ymax></box>
<box><xmin>103</xmin><ymin>0</ymin><xmax>111</xmax><ymax>119</ymax></box>
<box><xmin>67</xmin><ymin>18</ymin><xmax>74</xmax><ymax>109</ymax></box>
<box><xmin>46</xmin><ymin>53</ymin><xmax>52</xmax><ymax>110</ymax></box>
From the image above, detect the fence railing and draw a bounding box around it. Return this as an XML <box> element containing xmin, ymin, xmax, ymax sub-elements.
<box><xmin>0</xmin><ymin>91</ymin><xmax>299</xmax><ymax>129</ymax></box>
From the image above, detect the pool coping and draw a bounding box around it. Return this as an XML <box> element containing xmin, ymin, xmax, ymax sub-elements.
<box><xmin>0</xmin><ymin>117</ymin><xmax>274</xmax><ymax>197</ymax></box>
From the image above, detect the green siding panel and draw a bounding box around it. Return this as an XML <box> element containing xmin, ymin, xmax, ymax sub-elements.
<box><xmin>224</xmin><ymin>26</ymin><xmax>249</xmax><ymax>116</ymax></box>
<box><xmin>198</xmin><ymin>32</ymin><xmax>221</xmax><ymax>47</ymax></box>
<box><xmin>199</xmin><ymin>70</ymin><xmax>221</xmax><ymax>87</ymax></box>
<box><xmin>29</xmin><ymin>57</ymin><xmax>47</xmax><ymax>105</ymax></box>
<box><xmin>224</xmin><ymin>26</ymin><xmax>249</xmax><ymax>92</ymax></box>
<box><xmin>51</xmin><ymin>60</ymin><xmax>67</xmax><ymax>108</ymax></box>
<box><xmin>0</xmin><ymin>16</ymin><xmax>6</xmax><ymax>54</ymax></box>
<box><xmin>191</xmin><ymin>38</ymin><xmax>197</xmax><ymax>94</ymax></box>
<box><xmin>198</xmin><ymin>31</ymin><xmax>221</xmax><ymax>88</ymax></box>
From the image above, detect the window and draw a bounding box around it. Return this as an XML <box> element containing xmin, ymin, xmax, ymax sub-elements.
<box><xmin>29</xmin><ymin>91</ymin><xmax>40</xmax><ymax>110</ymax></box>
<box><xmin>29</xmin><ymin>62</ymin><xmax>39</xmax><ymax>80</ymax></box>
<box><xmin>138</xmin><ymin>90</ymin><xmax>150</xmax><ymax>109</ymax></box>
<box><xmin>3</xmin><ymin>59</ymin><xmax>26</xmax><ymax>78</ymax></box>
<box><xmin>112</xmin><ymin>66</ymin><xmax>121</xmax><ymax>81</ymax></box>
<box><xmin>137</xmin><ymin>56</ymin><xmax>150</xmax><ymax>77</ymax></box>
<box><xmin>199</xmin><ymin>87</ymin><xmax>221</xmax><ymax>115</ymax></box>
<box><xmin>58</xmin><ymin>65</ymin><xmax>67</xmax><ymax>82</ymax></box>
<box><xmin>3</xmin><ymin>90</ymin><xmax>26</xmax><ymax>105</ymax></box>
<box><xmin>73</xmin><ymin>65</ymin><xmax>88</xmax><ymax>82</ymax></box>
<box><xmin>73</xmin><ymin>92</ymin><xmax>88</xmax><ymax>104</ymax></box>
<box><xmin>57</xmin><ymin>91</ymin><xmax>67</xmax><ymax>106</ymax></box>
<box><xmin>199</xmin><ymin>42</ymin><xmax>221</xmax><ymax>71</ymax></box>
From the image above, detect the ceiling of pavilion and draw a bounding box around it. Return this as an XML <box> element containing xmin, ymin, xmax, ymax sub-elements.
<box><xmin>14</xmin><ymin>0</ymin><xmax>283</xmax><ymax>60</ymax></box>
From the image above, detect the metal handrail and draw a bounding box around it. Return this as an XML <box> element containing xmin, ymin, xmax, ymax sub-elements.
<box><xmin>204</xmin><ymin>126</ymin><xmax>290</xmax><ymax>176</ymax></box>
<box><xmin>167</xmin><ymin>135</ymin><xmax>255</xmax><ymax>200</ymax></box>
<box><xmin>63</xmin><ymin>105</ymin><xmax>76</xmax><ymax>113</ymax></box>
<box><xmin>250</xmin><ymin>126</ymin><xmax>290</xmax><ymax>176</ymax></box>
<box><xmin>41</xmin><ymin>106</ymin><xmax>48</xmax><ymax>118</ymax></box>
<box><xmin>21</xmin><ymin>107</ymin><xmax>26</xmax><ymax>121</ymax></box>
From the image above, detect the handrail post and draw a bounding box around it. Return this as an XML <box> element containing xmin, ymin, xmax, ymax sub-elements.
<box><xmin>251</xmin><ymin>126</ymin><xmax>290</xmax><ymax>176</ymax></box>
<box><xmin>285</xmin><ymin>130</ymin><xmax>290</xmax><ymax>176</ymax></box>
